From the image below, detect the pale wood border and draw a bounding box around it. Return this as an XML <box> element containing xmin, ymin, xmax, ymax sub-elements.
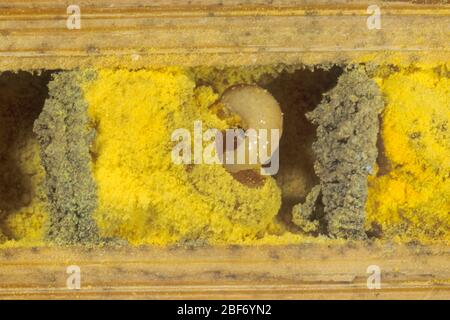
<box><xmin>0</xmin><ymin>244</ymin><xmax>449</xmax><ymax>299</ymax></box>
<box><xmin>0</xmin><ymin>0</ymin><xmax>448</xmax><ymax>70</ymax></box>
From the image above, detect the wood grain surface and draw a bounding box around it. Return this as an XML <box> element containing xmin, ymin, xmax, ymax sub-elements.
<box><xmin>0</xmin><ymin>244</ymin><xmax>448</xmax><ymax>299</ymax></box>
<box><xmin>0</xmin><ymin>0</ymin><xmax>448</xmax><ymax>70</ymax></box>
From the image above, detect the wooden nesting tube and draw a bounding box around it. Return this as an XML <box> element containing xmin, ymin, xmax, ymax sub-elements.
<box><xmin>0</xmin><ymin>0</ymin><xmax>449</xmax><ymax>300</ymax></box>
<box><xmin>0</xmin><ymin>244</ymin><xmax>449</xmax><ymax>299</ymax></box>
<box><xmin>0</xmin><ymin>0</ymin><xmax>449</xmax><ymax>70</ymax></box>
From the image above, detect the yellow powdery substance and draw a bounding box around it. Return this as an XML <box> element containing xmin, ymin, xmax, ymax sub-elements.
<box><xmin>366</xmin><ymin>66</ymin><xmax>450</xmax><ymax>243</ymax></box>
<box><xmin>0</xmin><ymin>140</ymin><xmax>48</xmax><ymax>247</ymax></box>
<box><xmin>83</xmin><ymin>68</ymin><xmax>298</xmax><ymax>246</ymax></box>
<box><xmin>3</xmin><ymin>142</ymin><xmax>48</xmax><ymax>244</ymax></box>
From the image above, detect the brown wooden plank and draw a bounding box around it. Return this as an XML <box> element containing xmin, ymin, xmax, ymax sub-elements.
<box><xmin>0</xmin><ymin>0</ymin><xmax>448</xmax><ymax>70</ymax></box>
<box><xmin>0</xmin><ymin>244</ymin><xmax>448</xmax><ymax>299</ymax></box>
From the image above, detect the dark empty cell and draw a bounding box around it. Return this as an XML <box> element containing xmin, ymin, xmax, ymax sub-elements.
<box><xmin>0</xmin><ymin>71</ymin><xmax>51</xmax><ymax>242</ymax></box>
<box><xmin>264</xmin><ymin>66</ymin><xmax>343</xmax><ymax>227</ymax></box>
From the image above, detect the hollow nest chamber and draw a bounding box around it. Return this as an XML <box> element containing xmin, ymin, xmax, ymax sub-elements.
<box><xmin>0</xmin><ymin>62</ymin><xmax>449</xmax><ymax>248</ymax></box>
